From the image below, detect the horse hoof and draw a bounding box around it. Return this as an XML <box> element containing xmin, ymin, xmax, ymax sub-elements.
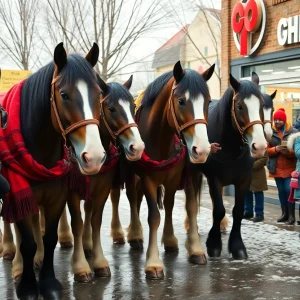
<box><xmin>39</xmin><ymin>278</ymin><xmax>62</xmax><ymax>300</ymax></box>
<box><xmin>34</xmin><ymin>259</ymin><xmax>43</xmax><ymax>269</ymax></box>
<box><xmin>60</xmin><ymin>241</ymin><xmax>73</xmax><ymax>249</ymax></box>
<box><xmin>189</xmin><ymin>254</ymin><xmax>207</xmax><ymax>265</ymax></box>
<box><xmin>16</xmin><ymin>278</ymin><xmax>38</xmax><ymax>300</ymax></box>
<box><xmin>231</xmin><ymin>249</ymin><xmax>248</xmax><ymax>260</ymax></box>
<box><xmin>113</xmin><ymin>237</ymin><xmax>125</xmax><ymax>244</ymax></box>
<box><xmin>207</xmin><ymin>248</ymin><xmax>221</xmax><ymax>258</ymax></box>
<box><xmin>129</xmin><ymin>239</ymin><xmax>143</xmax><ymax>250</ymax></box>
<box><xmin>164</xmin><ymin>246</ymin><xmax>179</xmax><ymax>253</ymax></box>
<box><xmin>3</xmin><ymin>252</ymin><xmax>15</xmax><ymax>260</ymax></box>
<box><xmin>94</xmin><ymin>267</ymin><xmax>111</xmax><ymax>277</ymax></box>
<box><xmin>84</xmin><ymin>249</ymin><xmax>93</xmax><ymax>258</ymax></box>
<box><xmin>145</xmin><ymin>267</ymin><xmax>164</xmax><ymax>280</ymax></box>
<box><xmin>74</xmin><ymin>272</ymin><xmax>93</xmax><ymax>283</ymax></box>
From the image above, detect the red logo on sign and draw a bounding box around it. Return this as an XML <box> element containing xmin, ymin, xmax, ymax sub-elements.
<box><xmin>231</xmin><ymin>0</ymin><xmax>265</xmax><ymax>56</ymax></box>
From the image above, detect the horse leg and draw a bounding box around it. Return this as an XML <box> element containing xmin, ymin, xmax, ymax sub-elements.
<box><xmin>126</xmin><ymin>181</ymin><xmax>143</xmax><ymax>249</ymax></box>
<box><xmin>82</xmin><ymin>200</ymin><xmax>93</xmax><ymax>258</ymax></box>
<box><xmin>162</xmin><ymin>189</ymin><xmax>178</xmax><ymax>252</ymax></box>
<box><xmin>110</xmin><ymin>187</ymin><xmax>125</xmax><ymax>244</ymax></box>
<box><xmin>15</xmin><ymin>217</ymin><xmax>38</xmax><ymax>300</ymax></box>
<box><xmin>91</xmin><ymin>188</ymin><xmax>111</xmax><ymax>277</ymax></box>
<box><xmin>0</xmin><ymin>227</ymin><xmax>2</xmax><ymax>256</ymax></box>
<box><xmin>143</xmin><ymin>178</ymin><xmax>163</xmax><ymax>279</ymax></box>
<box><xmin>67</xmin><ymin>193</ymin><xmax>92</xmax><ymax>283</ymax></box>
<box><xmin>39</xmin><ymin>198</ymin><xmax>66</xmax><ymax>300</ymax></box>
<box><xmin>206</xmin><ymin>179</ymin><xmax>225</xmax><ymax>258</ymax></box>
<box><xmin>40</xmin><ymin>207</ymin><xmax>45</xmax><ymax>236</ymax></box>
<box><xmin>2</xmin><ymin>220</ymin><xmax>16</xmax><ymax>260</ymax></box>
<box><xmin>228</xmin><ymin>184</ymin><xmax>248</xmax><ymax>259</ymax></box>
<box><xmin>12</xmin><ymin>224</ymin><xmax>23</xmax><ymax>282</ymax></box>
<box><xmin>184</xmin><ymin>181</ymin><xmax>207</xmax><ymax>265</ymax></box>
<box><xmin>32</xmin><ymin>213</ymin><xmax>44</xmax><ymax>269</ymax></box>
<box><xmin>58</xmin><ymin>206</ymin><xmax>73</xmax><ymax>248</ymax></box>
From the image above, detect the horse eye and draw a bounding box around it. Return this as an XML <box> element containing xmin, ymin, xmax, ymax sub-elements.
<box><xmin>178</xmin><ymin>98</ymin><xmax>185</xmax><ymax>106</ymax></box>
<box><xmin>108</xmin><ymin>106</ymin><xmax>116</xmax><ymax>113</ymax></box>
<box><xmin>60</xmin><ymin>92</ymin><xmax>69</xmax><ymax>101</ymax></box>
<box><xmin>237</xmin><ymin>104</ymin><xmax>243</xmax><ymax>110</ymax></box>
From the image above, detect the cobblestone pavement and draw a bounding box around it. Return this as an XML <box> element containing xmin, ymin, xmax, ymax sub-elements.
<box><xmin>1</xmin><ymin>187</ymin><xmax>300</xmax><ymax>299</ymax></box>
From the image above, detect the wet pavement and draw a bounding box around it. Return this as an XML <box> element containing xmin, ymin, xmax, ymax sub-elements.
<box><xmin>1</xmin><ymin>185</ymin><xmax>300</xmax><ymax>300</ymax></box>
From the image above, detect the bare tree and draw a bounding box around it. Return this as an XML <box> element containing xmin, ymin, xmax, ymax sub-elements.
<box><xmin>169</xmin><ymin>0</ymin><xmax>221</xmax><ymax>94</ymax></box>
<box><xmin>0</xmin><ymin>0</ymin><xmax>39</xmax><ymax>70</ymax></box>
<box><xmin>44</xmin><ymin>0</ymin><xmax>171</xmax><ymax>81</ymax></box>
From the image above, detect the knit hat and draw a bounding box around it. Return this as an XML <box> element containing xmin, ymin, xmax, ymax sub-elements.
<box><xmin>273</xmin><ymin>108</ymin><xmax>286</xmax><ymax>123</ymax></box>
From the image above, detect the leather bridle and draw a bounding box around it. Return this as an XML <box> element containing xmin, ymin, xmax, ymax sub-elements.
<box><xmin>169</xmin><ymin>82</ymin><xmax>208</xmax><ymax>138</ymax></box>
<box><xmin>50</xmin><ymin>70</ymin><xmax>100</xmax><ymax>144</ymax></box>
<box><xmin>231</xmin><ymin>92</ymin><xmax>264</xmax><ymax>142</ymax></box>
<box><xmin>99</xmin><ymin>94</ymin><xmax>138</xmax><ymax>142</ymax></box>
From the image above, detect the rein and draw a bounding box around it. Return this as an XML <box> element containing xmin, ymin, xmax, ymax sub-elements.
<box><xmin>50</xmin><ymin>71</ymin><xmax>100</xmax><ymax>144</ymax></box>
<box><xmin>99</xmin><ymin>94</ymin><xmax>138</xmax><ymax>143</ymax></box>
<box><xmin>169</xmin><ymin>83</ymin><xmax>207</xmax><ymax>138</ymax></box>
<box><xmin>231</xmin><ymin>92</ymin><xmax>264</xmax><ymax>143</ymax></box>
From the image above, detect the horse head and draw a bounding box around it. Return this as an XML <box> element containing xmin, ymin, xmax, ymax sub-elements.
<box><xmin>98</xmin><ymin>75</ymin><xmax>144</xmax><ymax>161</ymax></box>
<box><xmin>170</xmin><ymin>61</ymin><xmax>215</xmax><ymax>163</ymax></box>
<box><xmin>251</xmin><ymin>71</ymin><xmax>276</xmax><ymax>142</ymax></box>
<box><xmin>230</xmin><ymin>74</ymin><xmax>267</xmax><ymax>158</ymax></box>
<box><xmin>51</xmin><ymin>42</ymin><xmax>106</xmax><ymax>175</ymax></box>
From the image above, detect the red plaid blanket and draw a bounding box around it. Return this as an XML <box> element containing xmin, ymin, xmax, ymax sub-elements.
<box><xmin>0</xmin><ymin>81</ymin><xmax>74</xmax><ymax>223</ymax></box>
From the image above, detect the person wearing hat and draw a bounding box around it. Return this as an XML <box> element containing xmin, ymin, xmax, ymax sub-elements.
<box><xmin>267</xmin><ymin>108</ymin><xmax>298</xmax><ymax>224</ymax></box>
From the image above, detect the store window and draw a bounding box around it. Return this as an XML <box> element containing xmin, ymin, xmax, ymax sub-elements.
<box><xmin>241</xmin><ymin>59</ymin><xmax>300</xmax><ymax>124</ymax></box>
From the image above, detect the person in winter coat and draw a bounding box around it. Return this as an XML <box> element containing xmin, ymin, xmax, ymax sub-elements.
<box><xmin>287</xmin><ymin>132</ymin><xmax>300</xmax><ymax>225</ymax></box>
<box><xmin>244</xmin><ymin>152</ymin><xmax>268</xmax><ymax>222</ymax></box>
<box><xmin>293</xmin><ymin>117</ymin><xmax>300</xmax><ymax>131</ymax></box>
<box><xmin>267</xmin><ymin>108</ymin><xmax>298</xmax><ymax>224</ymax></box>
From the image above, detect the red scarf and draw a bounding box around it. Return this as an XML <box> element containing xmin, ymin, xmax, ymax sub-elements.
<box><xmin>0</xmin><ymin>81</ymin><xmax>74</xmax><ymax>223</ymax></box>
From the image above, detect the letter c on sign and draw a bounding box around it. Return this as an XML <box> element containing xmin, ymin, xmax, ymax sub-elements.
<box><xmin>277</xmin><ymin>18</ymin><xmax>288</xmax><ymax>46</ymax></box>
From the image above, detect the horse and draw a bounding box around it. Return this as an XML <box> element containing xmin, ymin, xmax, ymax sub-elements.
<box><xmin>186</xmin><ymin>74</ymin><xmax>267</xmax><ymax>261</ymax></box>
<box><xmin>65</xmin><ymin>75</ymin><xmax>144</xmax><ymax>282</ymax></box>
<box><xmin>1</xmin><ymin>43</ymin><xmax>105</xmax><ymax>300</ymax></box>
<box><xmin>110</xmin><ymin>61</ymin><xmax>215</xmax><ymax>280</ymax></box>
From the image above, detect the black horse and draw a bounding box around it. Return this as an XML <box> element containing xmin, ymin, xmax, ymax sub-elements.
<box><xmin>191</xmin><ymin>74</ymin><xmax>267</xmax><ymax>260</ymax></box>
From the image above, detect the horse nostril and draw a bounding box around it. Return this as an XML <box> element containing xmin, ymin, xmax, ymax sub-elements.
<box><xmin>129</xmin><ymin>144</ymin><xmax>135</xmax><ymax>153</ymax></box>
<box><xmin>81</xmin><ymin>152</ymin><xmax>90</xmax><ymax>163</ymax></box>
<box><xmin>192</xmin><ymin>146</ymin><xmax>202</xmax><ymax>156</ymax></box>
<box><xmin>252</xmin><ymin>143</ymin><xmax>257</xmax><ymax>151</ymax></box>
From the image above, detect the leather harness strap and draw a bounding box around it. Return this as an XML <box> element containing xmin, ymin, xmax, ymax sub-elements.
<box><xmin>169</xmin><ymin>83</ymin><xmax>207</xmax><ymax>137</ymax></box>
<box><xmin>50</xmin><ymin>71</ymin><xmax>100</xmax><ymax>144</ymax></box>
<box><xmin>99</xmin><ymin>94</ymin><xmax>138</xmax><ymax>141</ymax></box>
<box><xmin>231</xmin><ymin>92</ymin><xmax>264</xmax><ymax>140</ymax></box>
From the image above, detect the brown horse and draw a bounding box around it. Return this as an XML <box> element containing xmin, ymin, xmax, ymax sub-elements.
<box><xmin>110</xmin><ymin>61</ymin><xmax>215</xmax><ymax>279</ymax></box>
<box><xmin>1</xmin><ymin>43</ymin><xmax>105</xmax><ymax>300</ymax></box>
<box><xmin>65</xmin><ymin>75</ymin><xmax>144</xmax><ymax>282</ymax></box>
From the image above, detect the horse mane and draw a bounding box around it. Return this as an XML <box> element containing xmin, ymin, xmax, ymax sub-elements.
<box><xmin>141</xmin><ymin>71</ymin><xmax>173</xmax><ymax>108</ymax></box>
<box><xmin>106</xmin><ymin>82</ymin><xmax>133</xmax><ymax>103</ymax></box>
<box><xmin>142</xmin><ymin>69</ymin><xmax>210</xmax><ymax>108</ymax></box>
<box><xmin>21</xmin><ymin>54</ymin><xmax>98</xmax><ymax>151</ymax></box>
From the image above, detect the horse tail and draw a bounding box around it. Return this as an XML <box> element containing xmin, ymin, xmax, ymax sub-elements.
<box><xmin>157</xmin><ymin>185</ymin><xmax>165</xmax><ymax>210</ymax></box>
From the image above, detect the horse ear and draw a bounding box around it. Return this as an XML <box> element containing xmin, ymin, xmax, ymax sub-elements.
<box><xmin>123</xmin><ymin>75</ymin><xmax>133</xmax><ymax>90</ymax></box>
<box><xmin>54</xmin><ymin>42</ymin><xmax>67</xmax><ymax>72</ymax></box>
<box><xmin>229</xmin><ymin>74</ymin><xmax>240</xmax><ymax>92</ymax></box>
<box><xmin>251</xmin><ymin>71</ymin><xmax>259</xmax><ymax>86</ymax></box>
<box><xmin>98</xmin><ymin>75</ymin><xmax>109</xmax><ymax>95</ymax></box>
<box><xmin>173</xmin><ymin>61</ymin><xmax>184</xmax><ymax>83</ymax></box>
<box><xmin>270</xmin><ymin>89</ymin><xmax>277</xmax><ymax>100</ymax></box>
<box><xmin>202</xmin><ymin>64</ymin><xmax>215</xmax><ymax>81</ymax></box>
<box><xmin>85</xmin><ymin>43</ymin><xmax>99</xmax><ymax>67</ymax></box>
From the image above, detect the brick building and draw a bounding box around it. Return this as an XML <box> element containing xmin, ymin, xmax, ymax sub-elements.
<box><xmin>221</xmin><ymin>0</ymin><xmax>300</xmax><ymax>124</ymax></box>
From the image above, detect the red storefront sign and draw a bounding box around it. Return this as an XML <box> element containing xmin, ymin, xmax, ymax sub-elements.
<box><xmin>231</xmin><ymin>0</ymin><xmax>266</xmax><ymax>56</ymax></box>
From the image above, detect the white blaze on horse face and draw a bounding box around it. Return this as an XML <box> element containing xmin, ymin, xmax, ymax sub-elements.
<box><xmin>263</xmin><ymin>107</ymin><xmax>272</xmax><ymax>142</ymax></box>
<box><xmin>244</xmin><ymin>96</ymin><xmax>267</xmax><ymax>158</ymax></box>
<box><xmin>182</xmin><ymin>91</ymin><xmax>210</xmax><ymax>163</ymax></box>
<box><xmin>118</xmin><ymin>99</ymin><xmax>144</xmax><ymax>161</ymax></box>
<box><xmin>70</xmin><ymin>80</ymin><xmax>105</xmax><ymax>175</ymax></box>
